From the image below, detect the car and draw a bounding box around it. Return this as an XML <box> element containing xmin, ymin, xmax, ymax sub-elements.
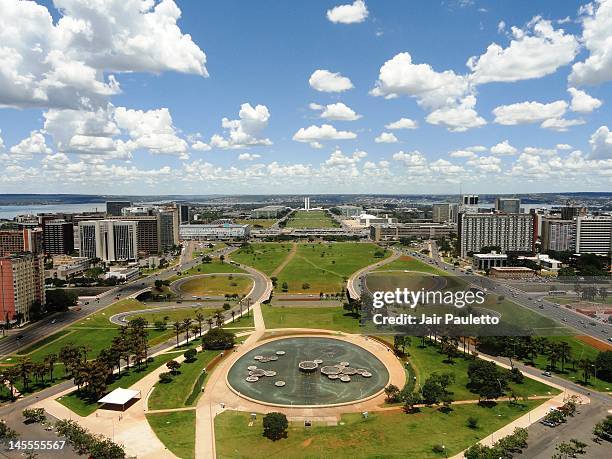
<box><xmin>51</xmin><ymin>319</ymin><xmax>56</xmax><ymax>324</ymax></box>
<box><xmin>16</xmin><ymin>335</ymin><xmax>23</xmax><ymax>340</ymax></box>
<box><xmin>539</xmin><ymin>305</ymin><xmax>544</xmax><ymax>309</ymax></box>
<box><xmin>608</xmin><ymin>337</ymin><xmax>612</xmax><ymax>343</ymax></box>
<box><xmin>543</xmin><ymin>371</ymin><xmax>552</xmax><ymax>377</ymax></box>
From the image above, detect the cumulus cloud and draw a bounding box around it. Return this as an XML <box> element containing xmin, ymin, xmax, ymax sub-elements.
<box><xmin>191</xmin><ymin>141</ymin><xmax>211</xmax><ymax>151</ymax></box>
<box><xmin>568</xmin><ymin>87</ymin><xmax>602</xmax><ymax>113</ymax></box>
<box><xmin>324</xmin><ymin>148</ymin><xmax>367</xmax><ymax>167</ymax></box>
<box><xmin>9</xmin><ymin>130</ymin><xmax>53</xmax><ymax>157</ymax></box>
<box><xmin>326</xmin><ymin>1</ymin><xmax>369</xmax><ymax>24</ymax></box>
<box><xmin>569</xmin><ymin>0</ymin><xmax>612</xmax><ymax>85</ymax></box>
<box><xmin>490</xmin><ymin>140</ymin><xmax>518</xmax><ymax>156</ymax></box>
<box><xmin>374</xmin><ymin>132</ymin><xmax>398</xmax><ymax>143</ymax></box>
<box><xmin>371</xmin><ymin>52</ymin><xmax>469</xmax><ymax>109</ymax></box>
<box><xmin>589</xmin><ymin>125</ymin><xmax>612</xmax><ymax>159</ymax></box>
<box><xmin>540</xmin><ymin>117</ymin><xmax>586</xmax><ymax>131</ymax></box>
<box><xmin>209</xmin><ymin>103</ymin><xmax>272</xmax><ymax>150</ymax></box>
<box><xmin>425</xmin><ymin>95</ymin><xmax>486</xmax><ymax>132</ymax></box>
<box><xmin>466</xmin><ymin>155</ymin><xmax>502</xmax><ymax>173</ymax></box>
<box><xmin>385</xmin><ymin>118</ymin><xmax>418</xmax><ymax>130</ymax></box>
<box><xmin>467</xmin><ymin>17</ymin><xmax>579</xmax><ymax>84</ymax></box>
<box><xmin>309</xmin><ymin>70</ymin><xmax>354</xmax><ymax>93</ymax></box>
<box><xmin>310</xmin><ymin>102</ymin><xmax>361</xmax><ymax>120</ymax></box>
<box><xmin>449</xmin><ymin>149</ymin><xmax>477</xmax><ymax>158</ymax></box>
<box><xmin>392</xmin><ymin>151</ymin><xmax>428</xmax><ymax>170</ymax></box>
<box><xmin>293</xmin><ymin>124</ymin><xmax>357</xmax><ymax>145</ymax></box>
<box><xmin>0</xmin><ymin>0</ymin><xmax>207</xmax><ymax>109</ymax></box>
<box><xmin>492</xmin><ymin>100</ymin><xmax>568</xmax><ymax>125</ymax></box>
<box><xmin>238</xmin><ymin>153</ymin><xmax>261</xmax><ymax>161</ymax></box>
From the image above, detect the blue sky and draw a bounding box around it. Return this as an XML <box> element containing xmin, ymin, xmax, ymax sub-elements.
<box><xmin>0</xmin><ymin>0</ymin><xmax>610</xmax><ymax>194</ymax></box>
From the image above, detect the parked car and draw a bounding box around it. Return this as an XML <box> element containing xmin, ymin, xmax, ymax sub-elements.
<box><xmin>543</xmin><ymin>371</ymin><xmax>552</xmax><ymax>377</ymax></box>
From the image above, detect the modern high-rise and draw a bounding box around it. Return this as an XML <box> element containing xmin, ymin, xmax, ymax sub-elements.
<box><xmin>561</xmin><ymin>205</ymin><xmax>587</xmax><ymax>221</ymax></box>
<box><xmin>0</xmin><ymin>254</ymin><xmax>45</xmax><ymax>323</ymax></box>
<box><xmin>432</xmin><ymin>203</ymin><xmax>452</xmax><ymax>223</ymax></box>
<box><xmin>1</xmin><ymin>228</ymin><xmax>43</xmax><ymax>255</ymax></box>
<box><xmin>541</xmin><ymin>218</ymin><xmax>575</xmax><ymax>252</ymax></box>
<box><xmin>495</xmin><ymin>197</ymin><xmax>521</xmax><ymax>214</ymax></box>
<box><xmin>159</xmin><ymin>210</ymin><xmax>178</xmax><ymax>250</ymax></box>
<box><xmin>106</xmin><ymin>201</ymin><xmax>132</xmax><ymax>217</ymax></box>
<box><xmin>458</xmin><ymin>213</ymin><xmax>536</xmax><ymax>257</ymax></box>
<box><xmin>462</xmin><ymin>195</ymin><xmax>479</xmax><ymax>206</ymax></box>
<box><xmin>79</xmin><ymin>220</ymin><xmax>138</xmax><ymax>262</ymax></box>
<box><xmin>575</xmin><ymin>216</ymin><xmax>612</xmax><ymax>255</ymax></box>
<box><xmin>179</xmin><ymin>204</ymin><xmax>190</xmax><ymax>224</ymax></box>
<box><xmin>43</xmin><ymin>220</ymin><xmax>74</xmax><ymax>255</ymax></box>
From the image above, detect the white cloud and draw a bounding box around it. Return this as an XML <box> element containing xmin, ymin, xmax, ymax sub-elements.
<box><xmin>374</xmin><ymin>132</ymin><xmax>398</xmax><ymax>143</ymax></box>
<box><xmin>309</xmin><ymin>70</ymin><xmax>354</xmax><ymax>93</ymax></box>
<box><xmin>490</xmin><ymin>140</ymin><xmax>518</xmax><ymax>156</ymax></box>
<box><xmin>492</xmin><ymin>100</ymin><xmax>568</xmax><ymax>125</ymax></box>
<box><xmin>466</xmin><ymin>145</ymin><xmax>488</xmax><ymax>152</ymax></box>
<box><xmin>238</xmin><ymin>153</ymin><xmax>261</xmax><ymax>161</ymax></box>
<box><xmin>523</xmin><ymin>147</ymin><xmax>558</xmax><ymax>157</ymax></box>
<box><xmin>326</xmin><ymin>1</ymin><xmax>369</xmax><ymax>24</ymax></box>
<box><xmin>191</xmin><ymin>141</ymin><xmax>211</xmax><ymax>151</ymax></box>
<box><xmin>466</xmin><ymin>155</ymin><xmax>502</xmax><ymax>173</ymax></box>
<box><xmin>209</xmin><ymin>103</ymin><xmax>272</xmax><ymax>150</ymax></box>
<box><xmin>9</xmin><ymin>130</ymin><xmax>53</xmax><ymax>157</ymax></box>
<box><xmin>293</xmin><ymin>124</ymin><xmax>357</xmax><ymax>143</ymax></box>
<box><xmin>324</xmin><ymin>148</ymin><xmax>367</xmax><ymax>167</ymax></box>
<box><xmin>392</xmin><ymin>151</ymin><xmax>428</xmax><ymax>170</ymax></box>
<box><xmin>468</xmin><ymin>17</ymin><xmax>579</xmax><ymax>84</ymax></box>
<box><xmin>311</xmin><ymin>102</ymin><xmax>362</xmax><ymax>120</ymax></box>
<box><xmin>497</xmin><ymin>21</ymin><xmax>506</xmax><ymax>33</ymax></box>
<box><xmin>568</xmin><ymin>87</ymin><xmax>602</xmax><ymax>113</ymax></box>
<box><xmin>449</xmin><ymin>150</ymin><xmax>477</xmax><ymax>158</ymax></box>
<box><xmin>425</xmin><ymin>95</ymin><xmax>486</xmax><ymax>132</ymax></box>
<box><xmin>371</xmin><ymin>52</ymin><xmax>469</xmax><ymax>109</ymax></box>
<box><xmin>429</xmin><ymin>159</ymin><xmax>465</xmax><ymax>175</ymax></box>
<box><xmin>589</xmin><ymin>125</ymin><xmax>612</xmax><ymax>159</ymax></box>
<box><xmin>385</xmin><ymin>118</ymin><xmax>418</xmax><ymax>130</ymax></box>
<box><xmin>0</xmin><ymin>0</ymin><xmax>207</xmax><ymax>109</ymax></box>
<box><xmin>569</xmin><ymin>0</ymin><xmax>612</xmax><ymax>85</ymax></box>
<box><xmin>114</xmin><ymin>106</ymin><xmax>189</xmax><ymax>158</ymax></box>
<box><xmin>540</xmin><ymin>117</ymin><xmax>586</xmax><ymax>131</ymax></box>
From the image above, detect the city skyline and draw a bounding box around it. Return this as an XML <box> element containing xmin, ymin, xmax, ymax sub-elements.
<box><xmin>0</xmin><ymin>0</ymin><xmax>611</xmax><ymax>195</ymax></box>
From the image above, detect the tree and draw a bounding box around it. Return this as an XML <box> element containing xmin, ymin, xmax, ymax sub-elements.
<box><xmin>172</xmin><ymin>321</ymin><xmax>182</xmax><ymax>347</ymax></box>
<box><xmin>202</xmin><ymin>328</ymin><xmax>235</xmax><ymax>350</ymax></box>
<box><xmin>159</xmin><ymin>372</ymin><xmax>172</xmax><ymax>384</ymax></box>
<box><xmin>184</xmin><ymin>349</ymin><xmax>197</xmax><ymax>363</ymax></box>
<box><xmin>182</xmin><ymin>318</ymin><xmax>193</xmax><ymax>343</ymax></box>
<box><xmin>154</xmin><ymin>279</ymin><xmax>163</xmax><ymax>290</ymax></box>
<box><xmin>0</xmin><ymin>421</ymin><xmax>18</xmax><ymax>446</ymax></box>
<box><xmin>592</xmin><ymin>414</ymin><xmax>612</xmax><ymax>442</ymax></box>
<box><xmin>552</xmin><ymin>439</ymin><xmax>588</xmax><ymax>459</ymax></box>
<box><xmin>558</xmin><ymin>341</ymin><xmax>572</xmax><ymax>372</ymax></box>
<box><xmin>595</xmin><ymin>351</ymin><xmax>612</xmax><ymax>382</ymax></box>
<box><xmin>467</xmin><ymin>360</ymin><xmax>507</xmax><ymax>401</ymax></box>
<box><xmin>166</xmin><ymin>360</ymin><xmax>181</xmax><ymax>375</ymax></box>
<box><xmin>262</xmin><ymin>412</ymin><xmax>288</xmax><ymax>441</ymax></box>
<box><xmin>577</xmin><ymin>358</ymin><xmax>593</xmax><ymax>385</ymax></box>
<box><xmin>402</xmin><ymin>392</ymin><xmax>422</xmax><ymax>413</ymax></box>
<box><xmin>22</xmin><ymin>408</ymin><xmax>46</xmax><ymax>424</ymax></box>
<box><xmin>421</xmin><ymin>372</ymin><xmax>454</xmax><ymax>406</ymax></box>
<box><xmin>384</xmin><ymin>384</ymin><xmax>401</xmax><ymax>403</ymax></box>
<box><xmin>466</xmin><ymin>416</ymin><xmax>479</xmax><ymax>429</ymax></box>
<box><xmin>195</xmin><ymin>312</ymin><xmax>205</xmax><ymax>337</ymax></box>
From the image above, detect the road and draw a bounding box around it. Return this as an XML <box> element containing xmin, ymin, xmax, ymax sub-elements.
<box><xmin>425</xmin><ymin>240</ymin><xmax>612</xmax><ymax>344</ymax></box>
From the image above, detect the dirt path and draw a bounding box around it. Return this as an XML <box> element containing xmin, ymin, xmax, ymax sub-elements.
<box><xmin>271</xmin><ymin>242</ymin><xmax>298</xmax><ymax>277</ymax></box>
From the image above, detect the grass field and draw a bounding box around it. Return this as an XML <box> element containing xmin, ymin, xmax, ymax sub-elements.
<box><xmin>262</xmin><ymin>304</ymin><xmax>360</xmax><ymax>333</ymax></box>
<box><xmin>215</xmin><ymin>401</ymin><xmax>544</xmax><ymax>458</ymax></box>
<box><xmin>57</xmin><ymin>352</ymin><xmax>177</xmax><ymax>416</ymax></box>
<box><xmin>147</xmin><ymin>411</ymin><xmax>196</xmax><ymax>459</ymax></box>
<box><xmin>374</xmin><ymin>256</ymin><xmax>446</xmax><ymax>275</ymax></box>
<box><xmin>276</xmin><ymin>243</ymin><xmax>390</xmax><ymax>293</ymax></box>
<box><xmin>177</xmin><ymin>275</ymin><xmax>253</xmax><ymax>296</ymax></box>
<box><xmin>234</xmin><ymin>218</ymin><xmax>277</xmax><ymax>228</ymax></box>
<box><xmin>230</xmin><ymin>243</ymin><xmax>294</xmax><ymax>275</ymax></box>
<box><xmin>285</xmin><ymin>210</ymin><xmax>339</xmax><ymax>229</ymax></box>
<box><xmin>194</xmin><ymin>242</ymin><xmax>227</xmax><ymax>257</ymax></box>
<box><xmin>148</xmin><ymin>349</ymin><xmax>221</xmax><ymax>410</ymax></box>
<box><xmin>173</xmin><ymin>260</ymin><xmax>245</xmax><ymax>280</ymax></box>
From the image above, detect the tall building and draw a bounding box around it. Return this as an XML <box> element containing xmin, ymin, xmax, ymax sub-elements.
<box><xmin>79</xmin><ymin>220</ymin><xmax>138</xmax><ymax>262</ymax></box>
<box><xmin>159</xmin><ymin>210</ymin><xmax>178</xmax><ymax>250</ymax></box>
<box><xmin>43</xmin><ymin>220</ymin><xmax>74</xmax><ymax>255</ymax></box>
<box><xmin>458</xmin><ymin>213</ymin><xmax>535</xmax><ymax>257</ymax></box>
<box><xmin>561</xmin><ymin>205</ymin><xmax>587</xmax><ymax>221</ymax></box>
<box><xmin>432</xmin><ymin>203</ymin><xmax>452</xmax><ymax>223</ymax></box>
<box><xmin>0</xmin><ymin>229</ymin><xmax>43</xmax><ymax>255</ymax></box>
<box><xmin>541</xmin><ymin>218</ymin><xmax>575</xmax><ymax>252</ymax></box>
<box><xmin>0</xmin><ymin>254</ymin><xmax>45</xmax><ymax>323</ymax></box>
<box><xmin>575</xmin><ymin>216</ymin><xmax>612</xmax><ymax>255</ymax></box>
<box><xmin>109</xmin><ymin>215</ymin><xmax>159</xmax><ymax>255</ymax></box>
<box><xmin>495</xmin><ymin>197</ymin><xmax>521</xmax><ymax>214</ymax></box>
<box><xmin>179</xmin><ymin>204</ymin><xmax>190</xmax><ymax>224</ymax></box>
<box><xmin>304</xmin><ymin>197</ymin><xmax>311</xmax><ymax>211</ymax></box>
<box><xmin>462</xmin><ymin>195</ymin><xmax>479</xmax><ymax>206</ymax></box>
<box><xmin>106</xmin><ymin>201</ymin><xmax>132</xmax><ymax>217</ymax></box>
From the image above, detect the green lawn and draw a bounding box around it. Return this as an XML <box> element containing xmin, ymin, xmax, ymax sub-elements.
<box><xmin>374</xmin><ymin>256</ymin><xmax>446</xmax><ymax>275</ymax></box>
<box><xmin>147</xmin><ymin>410</ymin><xmax>196</xmax><ymax>459</ymax></box>
<box><xmin>276</xmin><ymin>243</ymin><xmax>390</xmax><ymax>293</ymax></box>
<box><xmin>57</xmin><ymin>352</ymin><xmax>177</xmax><ymax>416</ymax></box>
<box><xmin>16</xmin><ymin>329</ymin><xmax>72</xmax><ymax>355</ymax></box>
<box><xmin>215</xmin><ymin>401</ymin><xmax>544</xmax><ymax>458</ymax></box>
<box><xmin>194</xmin><ymin>242</ymin><xmax>227</xmax><ymax>256</ymax></box>
<box><xmin>172</xmin><ymin>260</ymin><xmax>245</xmax><ymax>280</ymax></box>
<box><xmin>234</xmin><ymin>218</ymin><xmax>277</xmax><ymax>228</ymax></box>
<box><xmin>230</xmin><ymin>243</ymin><xmax>294</xmax><ymax>275</ymax></box>
<box><xmin>262</xmin><ymin>304</ymin><xmax>360</xmax><ymax>333</ymax></box>
<box><xmin>285</xmin><ymin>210</ymin><xmax>339</xmax><ymax>229</ymax></box>
<box><xmin>177</xmin><ymin>275</ymin><xmax>253</xmax><ymax>296</ymax></box>
<box><xmin>148</xmin><ymin>349</ymin><xmax>221</xmax><ymax>410</ymax></box>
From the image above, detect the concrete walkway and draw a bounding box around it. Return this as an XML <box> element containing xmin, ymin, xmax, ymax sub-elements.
<box><xmin>270</xmin><ymin>242</ymin><xmax>297</xmax><ymax>277</ymax></box>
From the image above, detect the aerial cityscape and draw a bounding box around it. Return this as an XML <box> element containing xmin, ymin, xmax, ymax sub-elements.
<box><xmin>0</xmin><ymin>1</ymin><xmax>611</xmax><ymax>459</ymax></box>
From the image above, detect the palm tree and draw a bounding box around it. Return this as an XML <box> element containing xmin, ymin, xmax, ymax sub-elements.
<box><xmin>206</xmin><ymin>317</ymin><xmax>214</xmax><ymax>330</ymax></box>
<box><xmin>172</xmin><ymin>321</ymin><xmax>182</xmax><ymax>347</ymax></box>
<box><xmin>231</xmin><ymin>310</ymin><xmax>236</xmax><ymax>323</ymax></box>
<box><xmin>18</xmin><ymin>359</ymin><xmax>33</xmax><ymax>391</ymax></box>
<box><xmin>195</xmin><ymin>312</ymin><xmax>205</xmax><ymax>337</ymax></box>
<box><xmin>578</xmin><ymin>358</ymin><xmax>593</xmax><ymax>385</ymax></box>
<box><xmin>182</xmin><ymin>318</ymin><xmax>193</xmax><ymax>343</ymax></box>
<box><xmin>43</xmin><ymin>354</ymin><xmax>58</xmax><ymax>382</ymax></box>
<box><xmin>214</xmin><ymin>310</ymin><xmax>224</xmax><ymax>328</ymax></box>
<box><xmin>558</xmin><ymin>341</ymin><xmax>572</xmax><ymax>372</ymax></box>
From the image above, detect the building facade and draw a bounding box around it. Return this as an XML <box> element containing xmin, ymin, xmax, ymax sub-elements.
<box><xmin>179</xmin><ymin>223</ymin><xmax>250</xmax><ymax>240</ymax></box>
<box><xmin>0</xmin><ymin>229</ymin><xmax>43</xmax><ymax>255</ymax></box>
<box><xmin>458</xmin><ymin>213</ymin><xmax>535</xmax><ymax>257</ymax></box>
<box><xmin>79</xmin><ymin>220</ymin><xmax>138</xmax><ymax>262</ymax></box>
<box><xmin>432</xmin><ymin>203</ymin><xmax>452</xmax><ymax>223</ymax></box>
<box><xmin>106</xmin><ymin>201</ymin><xmax>132</xmax><ymax>217</ymax></box>
<box><xmin>370</xmin><ymin>223</ymin><xmax>455</xmax><ymax>241</ymax></box>
<box><xmin>251</xmin><ymin>205</ymin><xmax>290</xmax><ymax>219</ymax></box>
<box><xmin>0</xmin><ymin>254</ymin><xmax>45</xmax><ymax>323</ymax></box>
<box><xmin>575</xmin><ymin>216</ymin><xmax>612</xmax><ymax>255</ymax></box>
<box><xmin>43</xmin><ymin>220</ymin><xmax>74</xmax><ymax>255</ymax></box>
<box><xmin>541</xmin><ymin>218</ymin><xmax>575</xmax><ymax>252</ymax></box>
<box><xmin>495</xmin><ymin>198</ymin><xmax>521</xmax><ymax>214</ymax></box>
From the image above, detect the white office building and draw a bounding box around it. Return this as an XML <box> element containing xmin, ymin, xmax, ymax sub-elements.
<box><xmin>179</xmin><ymin>223</ymin><xmax>250</xmax><ymax>240</ymax></box>
<box><xmin>575</xmin><ymin>216</ymin><xmax>612</xmax><ymax>255</ymax></box>
<box><xmin>79</xmin><ymin>220</ymin><xmax>138</xmax><ymax>262</ymax></box>
<box><xmin>459</xmin><ymin>213</ymin><xmax>535</xmax><ymax>258</ymax></box>
<box><xmin>541</xmin><ymin>218</ymin><xmax>575</xmax><ymax>252</ymax></box>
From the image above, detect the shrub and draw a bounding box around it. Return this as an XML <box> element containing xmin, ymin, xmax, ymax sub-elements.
<box><xmin>466</xmin><ymin>416</ymin><xmax>479</xmax><ymax>429</ymax></box>
<box><xmin>202</xmin><ymin>328</ymin><xmax>235</xmax><ymax>350</ymax></box>
<box><xmin>22</xmin><ymin>408</ymin><xmax>46</xmax><ymax>424</ymax></box>
<box><xmin>184</xmin><ymin>349</ymin><xmax>197</xmax><ymax>363</ymax></box>
<box><xmin>432</xmin><ymin>444</ymin><xmax>445</xmax><ymax>454</ymax></box>
<box><xmin>159</xmin><ymin>372</ymin><xmax>173</xmax><ymax>384</ymax></box>
<box><xmin>263</xmin><ymin>412</ymin><xmax>288</xmax><ymax>441</ymax></box>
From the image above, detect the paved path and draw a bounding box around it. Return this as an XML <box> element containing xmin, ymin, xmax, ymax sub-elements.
<box><xmin>270</xmin><ymin>242</ymin><xmax>297</xmax><ymax>277</ymax></box>
<box><xmin>347</xmin><ymin>249</ymin><xmax>400</xmax><ymax>299</ymax></box>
